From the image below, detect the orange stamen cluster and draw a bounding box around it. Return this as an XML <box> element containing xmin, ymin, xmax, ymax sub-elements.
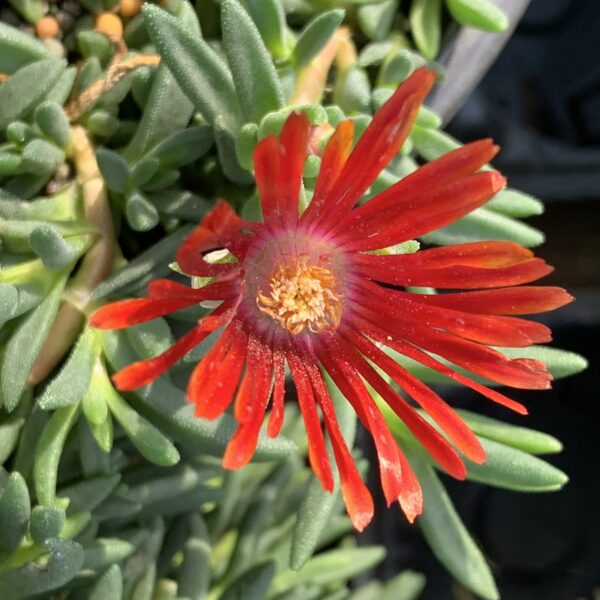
<box><xmin>257</xmin><ymin>256</ymin><xmax>343</xmax><ymax>334</ymax></box>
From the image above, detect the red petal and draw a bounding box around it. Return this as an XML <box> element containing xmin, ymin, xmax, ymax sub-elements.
<box><xmin>305</xmin><ymin>68</ymin><xmax>436</xmax><ymax>229</ymax></box>
<box><xmin>278</xmin><ymin>112</ymin><xmax>311</xmax><ymax>226</ymax></box>
<box><xmin>254</xmin><ymin>134</ymin><xmax>282</xmax><ymax>227</ymax></box>
<box><xmin>222</xmin><ymin>396</ymin><xmax>269</xmax><ymax>470</ymax></box>
<box><xmin>354</xmin><ymin>250</ymin><xmax>553</xmax><ymax>289</ymax></box>
<box><xmin>267</xmin><ymin>350</ymin><xmax>286</xmax><ymax>437</ymax></box>
<box><xmin>90</xmin><ymin>297</ymin><xmax>199</xmax><ymax>329</ymax></box>
<box><xmin>147</xmin><ymin>278</ymin><xmax>238</xmax><ymax>301</ymax></box>
<box><xmin>406</xmin><ymin>286</ymin><xmax>574</xmax><ymax>315</ymax></box>
<box><xmin>317</xmin><ymin>338</ymin><xmax>422</xmax><ymax>519</ymax></box>
<box><xmin>338</xmin><ymin>171</ymin><xmax>506</xmax><ymax>251</ymax></box>
<box><xmin>398</xmin><ymin>324</ymin><xmax>551</xmax><ymax>390</ymax></box>
<box><xmin>302</xmin><ymin>120</ymin><xmax>354</xmax><ymax>224</ymax></box>
<box><xmin>335</xmin><ymin>333</ymin><xmax>467</xmax><ymax>479</ymax></box>
<box><xmin>334</xmin><ymin>138</ymin><xmax>499</xmax><ymax>230</ymax></box>
<box><xmin>287</xmin><ymin>352</ymin><xmax>334</xmax><ymax>492</ymax></box>
<box><xmin>234</xmin><ymin>337</ymin><xmax>273</xmax><ymax>423</ymax></box>
<box><xmin>350</xmin><ymin>280</ymin><xmax>552</xmax><ymax>347</ymax></box>
<box><xmin>344</xmin><ymin>329</ymin><xmax>486</xmax><ymax>463</ymax></box>
<box><xmin>305</xmin><ymin>358</ymin><xmax>374</xmax><ymax>531</ymax></box>
<box><xmin>188</xmin><ymin>323</ymin><xmax>247</xmax><ymax>419</ymax></box>
<box><xmin>388</xmin><ymin>337</ymin><xmax>529</xmax><ymax>414</ymax></box>
<box><xmin>113</xmin><ymin>329</ymin><xmax>206</xmax><ymax>391</ymax></box>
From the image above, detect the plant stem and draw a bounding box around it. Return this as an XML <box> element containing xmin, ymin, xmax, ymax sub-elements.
<box><xmin>289</xmin><ymin>27</ymin><xmax>352</xmax><ymax>105</ymax></box>
<box><xmin>28</xmin><ymin>126</ymin><xmax>116</xmax><ymax>386</ymax></box>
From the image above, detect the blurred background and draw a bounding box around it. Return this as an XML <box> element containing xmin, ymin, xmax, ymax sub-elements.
<box><xmin>364</xmin><ymin>1</ymin><xmax>600</xmax><ymax>598</ymax></box>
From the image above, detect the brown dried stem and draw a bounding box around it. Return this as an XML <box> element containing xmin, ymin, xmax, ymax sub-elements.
<box><xmin>65</xmin><ymin>54</ymin><xmax>160</xmax><ymax>122</ymax></box>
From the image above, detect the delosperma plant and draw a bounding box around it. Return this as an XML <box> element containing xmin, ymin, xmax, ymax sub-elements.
<box><xmin>0</xmin><ymin>1</ymin><xmax>588</xmax><ymax>599</ymax></box>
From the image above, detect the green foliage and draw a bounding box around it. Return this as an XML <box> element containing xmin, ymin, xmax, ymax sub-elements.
<box><xmin>0</xmin><ymin>22</ymin><xmax>51</xmax><ymax>73</ymax></box>
<box><xmin>292</xmin><ymin>10</ymin><xmax>346</xmax><ymax>68</ymax></box>
<box><xmin>0</xmin><ymin>2</ymin><xmax>581</xmax><ymax>599</ymax></box>
<box><xmin>222</xmin><ymin>0</ymin><xmax>285</xmax><ymax>123</ymax></box>
<box><xmin>0</xmin><ymin>59</ymin><xmax>66</xmax><ymax>130</ymax></box>
<box><xmin>409</xmin><ymin>0</ymin><xmax>442</xmax><ymax>60</ymax></box>
<box><xmin>446</xmin><ymin>0</ymin><xmax>509</xmax><ymax>32</ymax></box>
<box><xmin>414</xmin><ymin>460</ymin><xmax>499</xmax><ymax>600</ymax></box>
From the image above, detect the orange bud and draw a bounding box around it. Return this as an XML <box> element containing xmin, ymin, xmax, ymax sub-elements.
<box><xmin>35</xmin><ymin>15</ymin><xmax>60</xmax><ymax>40</ymax></box>
<box><xmin>95</xmin><ymin>12</ymin><xmax>124</xmax><ymax>40</ymax></box>
<box><xmin>119</xmin><ymin>0</ymin><xmax>142</xmax><ymax>19</ymax></box>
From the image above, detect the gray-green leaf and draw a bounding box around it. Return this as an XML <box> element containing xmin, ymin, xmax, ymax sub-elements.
<box><xmin>414</xmin><ymin>460</ymin><xmax>498</xmax><ymax>600</ymax></box>
<box><xmin>222</xmin><ymin>0</ymin><xmax>285</xmax><ymax>123</ymax></box>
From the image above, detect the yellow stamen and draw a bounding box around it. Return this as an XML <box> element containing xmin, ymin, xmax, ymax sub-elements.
<box><xmin>257</xmin><ymin>256</ymin><xmax>343</xmax><ymax>334</ymax></box>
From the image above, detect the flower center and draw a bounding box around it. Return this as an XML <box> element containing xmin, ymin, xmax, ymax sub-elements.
<box><xmin>256</xmin><ymin>255</ymin><xmax>343</xmax><ymax>335</ymax></box>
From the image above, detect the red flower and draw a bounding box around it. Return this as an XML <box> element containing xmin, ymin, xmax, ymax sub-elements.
<box><xmin>91</xmin><ymin>68</ymin><xmax>572</xmax><ymax>531</ymax></box>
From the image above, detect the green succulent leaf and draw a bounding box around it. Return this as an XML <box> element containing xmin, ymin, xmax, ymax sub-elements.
<box><xmin>465</xmin><ymin>438</ymin><xmax>568</xmax><ymax>492</ymax></box>
<box><xmin>414</xmin><ymin>460</ymin><xmax>498</xmax><ymax>600</ymax></box>
<box><xmin>125</xmin><ymin>191</ymin><xmax>160</xmax><ymax>232</ymax></box>
<box><xmin>177</xmin><ymin>515</ymin><xmax>211</xmax><ymax>600</ymax></box>
<box><xmin>91</xmin><ymin>225</ymin><xmax>193</xmax><ymax>300</ymax></box>
<box><xmin>422</xmin><ymin>206</ymin><xmax>545</xmax><ymax>248</ymax></box>
<box><xmin>82</xmin><ymin>360</ymin><xmax>110</xmax><ymax>426</ymax></box>
<box><xmin>0</xmin><ymin>182</ymin><xmax>80</xmax><ymax>222</ymax></box>
<box><xmin>33</xmin><ymin>403</ymin><xmax>80</xmax><ymax>507</ymax></box>
<box><xmin>291</xmin><ymin>9</ymin><xmax>345</xmax><ymax>69</ymax></box>
<box><xmin>220</xmin><ymin>560</ymin><xmax>277</xmax><ymax>600</ymax></box>
<box><xmin>150</xmin><ymin>125</ymin><xmax>214</xmax><ymax>168</ymax></box>
<box><xmin>358</xmin><ymin>0</ymin><xmax>398</xmax><ymax>42</ymax></box>
<box><xmin>21</xmin><ymin>139</ymin><xmax>65</xmax><ymax>177</ymax></box>
<box><xmin>101</xmin><ymin>368</ymin><xmax>180</xmax><ymax>467</ymax></box>
<box><xmin>222</xmin><ymin>0</ymin><xmax>285</xmax><ymax>123</ymax></box>
<box><xmin>457</xmin><ymin>410</ymin><xmax>563</xmax><ymax>455</ymax></box>
<box><xmin>34</xmin><ymin>101</ymin><xmax>72</xmax><ymax>149</ymax></box>
<box><xmin>0</xmin><ymin>59</ymin><xmax>66</xmax><ymax>130</ymax></box>
<box><xmin>89</xmin><ymin>413</ymin><xmax>114</xmax><ymax>453</ymax></box>
<box><xmin>0</xmin><ymin>538</ymin><xmax>84</xmax><ymax>599</ymax></box>
<box><xmin>0</xmin><ymin>22</ymin><xmax>52</xmax><ymax>73</ymax></box>
<box><xmin>29</xmin><ymin>505</ymin><xmax>66</xmax><ymax>544</ymax></box>
<box><xmin>409</xmin><ymin>0</ymin><xmax>442</xmax><ymax>60</ymax></box>
<box><xmin>45</xmin><ymin>66</ymin><xmax>77</xmax><ymax>107</ymax></box>
<box><xmin>485</xmin><ymin>188</ymin><xmax>544</xmax><ymax>218</ymax></box>
<box><xmin>334</xmin><ymin>65</ymin><xmax>372</xmax><ymax>114</ymax></box>
<box><xmin>1</xmin><ymin>275</ymin><xmax>66</xmax><ymax>412</ymax></box>
<box><xmin>89</xmin><ymin>565</ymin><xmax>124</xmax><ymax>600</ymax></box>
<box><xmin>0</xmin><ymin>416</ymin><xmax>24</xmax><ymax>464</ymax></box>
<box><xmin>60</xmin><ymin>473</ymin><xmax>121</xmax><ymax>515</ymax></box>
<box><xmin>77</xmin><ymin>31</ymin><xmax>114</xmax><ymax>66</ymax></box>
<box><xmin>273</xmin><ymin>547</ymin><xmax>386</xmax><ymax>595</ymax></box>
<box><xmin>381</xmin><ymin>570</ymin><xmax>427</xmax><ymax>600</ymax></box>
<box><xmin>243</xmin><ymin>0</ymin><xmax>288</xmax><ymax>59</ymax></box>
<box><xmin>129</xmin><ymin>157</ymin><xmax>160</xmax><ymax>189</ymax></box>
<box><xmin>446</xmin><ymin>0</ymin><xmax>509</xmax><ymax>33</ymax></box>
<box><xmin>0</xmin><ymin>472</ymin><xmax>30</xmax><ymax>553</ymax></box>
<box><xmin>290</xmin><ymin>373</ymin><xmax>356</xmax><ymax>570</ymax></box>
<box><xmin>96</xmin><ymin>148</ymin><xmax>130</xmax><ymax>194</ymax></box>
<box><xmin>142</xmin><ymin>4</ymin><xmax>243</xmax><ymax>132</ymax></box>
<box><xmin>82</xmin><ymin>538</ymin><xmax>137</xmax><ymax>573</ymax></box>
<box><xmin>123</xmin><ymin>1</ymin><xmax>199</xmax><ymax>162</ymax></box>
<box><xmin>38</xmin><ymin>328</ymin><xmax>99</xmax><ymax>410</ymax></box>
<box><xmin>126</xmin><ymin>465</ymin><xmax>221</xmax><ymax>521</ymax></box>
